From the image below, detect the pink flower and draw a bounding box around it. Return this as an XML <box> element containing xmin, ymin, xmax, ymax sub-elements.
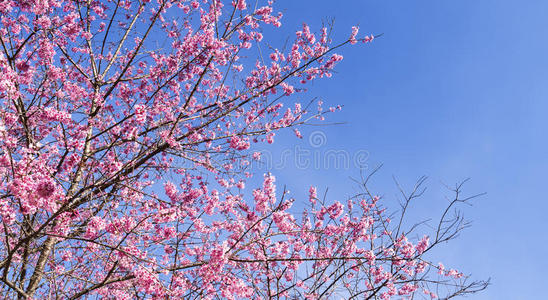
<box><xmin>252</xmin><ymin>152</ymin><xmax>261</xmax><ymax>160</ymax></box>
<box><xmin>416</xmin><ymin>235</ymin><xmax>430</xmax><ymax>254</ymax></box>
<box><xmin>233</xmin><ymin>0</ymin><xmax>247</xmax><ymax>10</ymax></box>
<box><xmin>438</xmin><ymin>262</ymin><xmax>445</xmax><ymax>275</ymax></box>
<box><xmin>134</xmin><ymin>104</ymin><xmax>147</xmax><ymax>124</ymax></box>
<box><xmin>363</xmin><ymin>34</ymin><xmax>375</xmax><ymax>43</ymax></box>
<box><xmin>350</xmin><ymin>26</ymin><xmax>359</xmax><ymax>44</ymax></box>
<box><xmin>327</xmin><ymin>201</ymin><xmax>344</xmax><ymax>219</ymax></box>
<box><xmin>229</xmin><ymin>135</ymin><xmax>250</xmax><ymax>150</ymax></box>
<box><xmin>36</xmin><ymin>16</ymin><xmax>51</xmax><ymax>28</ymax></box>
<box><xmin>36</xmin><ymin>180</ymin><xmax>55</xmax><ymax>198</ymax></box>
<box><xmin>309</xmin><ymin>186</ymin><xmax>317</xmax><ymax>204</ymax></box>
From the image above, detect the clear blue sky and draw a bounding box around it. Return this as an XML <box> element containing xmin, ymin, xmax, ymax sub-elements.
<box><xmin>249</xmin><ymin>1</ymin><xmax>548</xmax><ymax>298</ymax></box>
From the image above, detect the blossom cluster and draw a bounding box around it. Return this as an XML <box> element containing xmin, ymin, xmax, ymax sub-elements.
<box><xmin>0</xmin><ymin>0</ymin><xmax>487</xmax><ymax>298</ymax></box>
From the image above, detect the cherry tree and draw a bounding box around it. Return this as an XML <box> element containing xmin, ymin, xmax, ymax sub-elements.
<box><xmin>0</xmin><ymin>0</ymin><xmax>488</xmax><ymax>298</ymax></box>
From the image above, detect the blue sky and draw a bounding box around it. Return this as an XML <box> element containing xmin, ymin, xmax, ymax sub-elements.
<box><xmin>248</xmin><ymin>0</ymin><xmax>548</xmax><ymax>298</ymax></box>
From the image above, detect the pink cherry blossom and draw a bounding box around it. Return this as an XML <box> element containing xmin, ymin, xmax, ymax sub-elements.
<box><xmin>0</xmin><ymin>0</ymin><xmax>486</xmax><ymax>299</ymax></box>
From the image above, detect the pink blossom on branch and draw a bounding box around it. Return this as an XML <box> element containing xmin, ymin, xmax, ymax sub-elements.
<box><xmin>0</xmin><ymin>0</ymin><xmax>487</xmax><ymax>298</ymax></box>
